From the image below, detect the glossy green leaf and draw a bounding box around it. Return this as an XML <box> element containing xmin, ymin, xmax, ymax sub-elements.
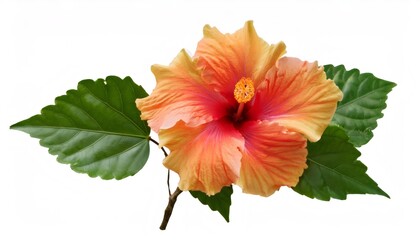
<box><xmin>325</xmin><ymin>65</ymin><xmax>396</xmax><ymax>147</ymax></box>
<box><xmin>11</xmin><ymin>76</ymin><xmax>151</xmax><ymax>180</ymax></box>
<box><xmin>190</xmin><ymin>186</ymin><xmax>233</xmax><ymax>222</ymax></box>
<box><xmin>293</xmin><ymin>126</ymin><xmax>389</xmax><ymax>200</ymax></box>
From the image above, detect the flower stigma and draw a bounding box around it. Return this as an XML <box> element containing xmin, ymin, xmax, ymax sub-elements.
<box><xmin>234</xmin><ymin>77</ymin><xmax>255</xmax><ymax>121</ymax></box>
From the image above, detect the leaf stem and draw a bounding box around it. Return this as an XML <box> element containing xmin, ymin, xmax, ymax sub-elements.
<box><xmin>166</xmin><ymin>169</ymin><xmax>171</xmax><ymax>196</ymax></box>
<box><xmin>149</xmin><ymin>137</ymin><xmax>182</xmax><ymax>230</ymax></box>
<box><xmin>159</xmin><ymin>187</ymin><xmax>183</xmax><ymax>230</ymax></box>
<box><xmin>149</xmin><ymin>137</ymin><xmax>168</xmax><ymax>157</ymax></box>
<box><xmin>149</xmin><ymin>137</ymin><xmax>171</xmax><ymax>195</ymax></box>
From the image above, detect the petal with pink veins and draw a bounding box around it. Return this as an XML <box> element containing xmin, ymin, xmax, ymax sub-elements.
<box><xmin>237</xmin><ymin>121</ymin><xmax>308</xmax><ymax>197</ymax></box>
<box><xmin>248</xmin><ymin>57</ymin><xmax>343</xmax><ymax>142</ymax></box>
<box><xmin>136</xmin><ymin>49</ymin><xmax>230</xmax><ymax>132</ymax></box>
<box><xmin>160</xmin><ymin>119</ymin><xmax>244</xmax><ymax>195</ymax></box>
<box><xmin>195</xmin><ymin>21</ymin><xmax>286</xmax><ymax>101</ymax></box>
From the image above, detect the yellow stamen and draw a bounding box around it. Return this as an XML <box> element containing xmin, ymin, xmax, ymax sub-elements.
<box><xmin>234</xmin><ymin>77</ymin><xmax>255</xmax><ymax>103</ymax></box>
<box><xmin>234</xmin><ymin>77</ymin><xmax>255</xmax><ymax>121</ymax></box>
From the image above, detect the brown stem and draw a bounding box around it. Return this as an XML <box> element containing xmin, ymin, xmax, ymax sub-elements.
<box><xmin>166</xmin><ymin>169</ymin><xmax>171</xmax><ymax>196</ymax></box>
<box><xmin>149</xmin><ymin>137</ymin><xmax>171</xmax><ymax>196</ymax></box>
<box><xmin>149</xmin><ymin>137</ymin><xmax>168</xmax><ymax>156</ymax></box>
<box><xmin>159</xmin><ymin>187</ymin><xmax>183</xmax><ymax>230</ymax></box>
<box><xmin>149</xmin><ymin>137</ymin><xmax>180</xmax><ymax>230</ymax></box>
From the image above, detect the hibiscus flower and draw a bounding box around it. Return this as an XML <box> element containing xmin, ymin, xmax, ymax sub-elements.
<box><xmin>136</xmin><ymin>21</ymin><xmax>343</xmax><ymax>197</ymax></box>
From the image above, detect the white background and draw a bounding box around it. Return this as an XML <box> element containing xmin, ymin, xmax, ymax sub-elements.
<box><xmin>1</xmin><ymin>0</ymin><xmax>418</xmax><ymax>239</ymax></box>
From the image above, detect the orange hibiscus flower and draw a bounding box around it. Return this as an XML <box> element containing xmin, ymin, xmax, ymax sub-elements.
<box><xmin>136</xmin><ymin>21</ymin><xmax>343</xmax><ymax>197</ymax></box>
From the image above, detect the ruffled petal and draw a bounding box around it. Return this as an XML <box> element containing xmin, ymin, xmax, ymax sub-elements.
<box><xmin>136</xmin><ymin>49</ymin><xmax>230</xmax><ymax>132</ymax></box>
<box><xmin>236</xmin><ymin>121</ymin><xmax>307</xmax><ymax>197</ymax></box>
<box><xmin>160</xmin><ymin>119</ymin><xmax>244</xmax><ymax>195</ymax></box>
<box><xmin>248</xmin><ymin>57</ymin><xmax>343</xmax><ymax>142</ymax></box>
<box><xmin>195</xmin><ymin>20</ymin><xmax>286</xmax><ymax>101</ymax></box>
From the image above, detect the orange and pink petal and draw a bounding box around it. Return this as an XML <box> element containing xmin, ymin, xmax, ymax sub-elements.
<box><xmin>136</xmin><ymin>49</ymin><xmax>230</xmax><ymax>132</ymax></box>
<box><xmin>248</xmin><ymin>57</ymin><xmax>343</xmax><ymax>142</ymax></box>
<box><xmin>195</xmin><ymin>21</ymin><xmax>286</xmax><ymax>102</ymax></box>
<box><xmin>159</xmin><ymin>119</ymin><xmax>244</xmax><ymax>195</ymax></box>
<box><xmin>236</xmin><ymin>121</ymin><xmax>308</xmax><ymax>196</ymax></box>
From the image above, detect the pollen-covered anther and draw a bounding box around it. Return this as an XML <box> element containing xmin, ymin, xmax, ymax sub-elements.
<box><xmin>234</xmin><ymin>77</ymin><xmax>255</xmax><ymax>103</ymax></box>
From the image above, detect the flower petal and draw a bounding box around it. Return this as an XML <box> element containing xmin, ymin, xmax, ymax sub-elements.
<box><xmin>248</xmin><ymin>57</ymin><xmax>343</xmax><ymax>142</ymax></box>
<box><xmin>237</xmin><ymin>121</ymin><xmax>307</xmax><ymax>197</ymax></box>
<box><xmin>160</xmin><ymin>119</ymin><xmax>244</xmax><ymax>195</ymax></box>
<box><xmin>136</xmin><ymin>49</ymin><xmax>230</xmax><ymax>132</ymax></box>
<box><xmin>195</xmin><ymin>21</ymin><xmax>286</xmax><ymax>101</ymax></box>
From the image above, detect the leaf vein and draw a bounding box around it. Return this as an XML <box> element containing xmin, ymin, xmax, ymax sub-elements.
<box><xmin>15</xmin><ymin>125</ymin><xmax>148</xmax><ymax>139</ymax></box>
<box><xmin>81</xmin><ymin>84</ymin><xmax>145</xmax><ymax>134</ymax></box>
<box><xmin>307</xmin><ymin>157</ymin><xmax>370</xmax><ymax>190</ymax></box>
<box><xmin>59</xmin><ymin>99</ymin><xmax>104</xmax><ymax>130</ymax></box>
<box><xmin>73</xmin><ymin>139</ymin><xmax>145</xmax><ymax>168</ymax></box>
<box><xmin>337</xmin><ymin>85</ymin><xmax>392</xmax><ymax>110</ymax></box>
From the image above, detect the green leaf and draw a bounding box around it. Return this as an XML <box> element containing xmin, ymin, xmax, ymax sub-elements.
<box><xmin>11</xmin><ymin>76</ymin><xmax>151</xmax><ymax>180</ymax></box>
<box><xmin>190</xmin><ymin>186</ymin><xmax>233</xmax><ymax>222</ymax></box>
<box><xmin>324</xmin><ymin>65</ymin><xmax>396</xmax><ymax>147</ymax></box>
<box><xmin>293</xmin><ymin>126</ymin><xmax>389</xmax><ymax>200</ymax></box>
